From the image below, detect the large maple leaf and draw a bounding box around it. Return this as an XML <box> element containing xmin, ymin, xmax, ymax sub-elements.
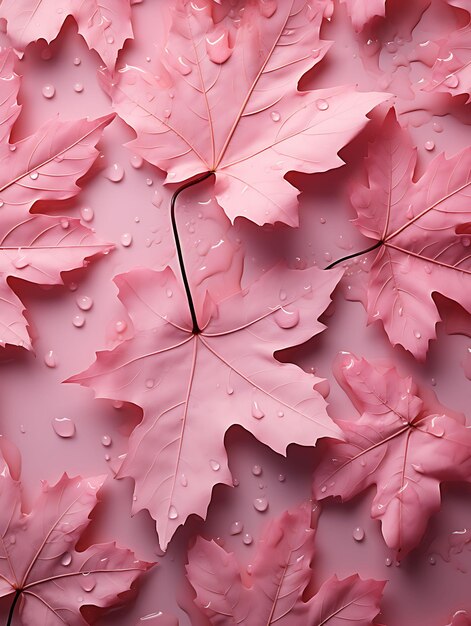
<box><xmin>0</xmin><ymin>49</ymin><xmax>113</xmax><ymax>350</ymax></box>
<box><xmin>68</xmin><ymin>263</ymin><xmax>343</xmax><ymax>550</ymax></box>
<box><xmin>347</xmin><ymin>108</ymin><xmax>471</xmax><ymax>359</ymax></box>
<box><xmin>186</xmin><ymin>501</ymin><xmax>385</xmax><ymax>625</ymax></box>
<box><xmin>0</xmin><ymin>451</ymin><xmax>152</xmax><ymax>625</ymax></box>
<box><xmin>339</xmin><ymin>0</ymin><xmax>385</xmax><ymax>31</ymax></box>
<box><xmin>0</xmin><ymin>0</ymin><xmax>133</xmax><ymax>69</ymax></box>
<box><xmin>312</xmin><ymin>352</ymin><xmax>471</xmax><ymax>557</ymax></box>
<box><xmin>104</xmin><ymin>0</ymin><xmax>388</xmax><ymax>227</ymax></box>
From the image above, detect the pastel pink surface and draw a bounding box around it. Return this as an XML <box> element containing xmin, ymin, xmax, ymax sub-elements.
<box><xmin>0</xmin><ymin>453</ymin><xmax>151</xmax><ymax>625</ymax></box>
<box><xmin>106</xmin><ymin>0</ymin><xmax>388</xmax><ymax>226</ymax></box>
<box><xmin>187</xmin><ymin>501</ymin><xmax>385</xmax><ymax>625</ymax></box>
<box><xmin>69</xmin><ymin>263</ymin><xmax>343</xmax><ymax>550</ymax></box>
<box><xmin>313</xmin><ymin>353</ymin><xmax>471</xmax><ymax>556</ymax></box>
<box><xmin>349</xmin><ymin>109</ymin><xmax>471</xmax><ymax>359</ymax></box>
<box><xmin>0</xmin><ymin>0</ymin><xmax>133</xmax><ymax>69</ymax></box>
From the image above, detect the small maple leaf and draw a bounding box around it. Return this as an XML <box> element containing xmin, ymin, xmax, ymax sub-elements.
<box><xmin>0</xmin><ymin>450</ymin><xmax>152</xmax><ymax>625</ymax></box>
<box><xmin>186</xmin><ymin>501</ymin><xmax>385</xmax><ymax>625</ymax></box>
<box><xmin>68</xmin><ymin>263</ymin><xmax>343</xmax><ymax>550</ymax></box>
<box><xmin>104</xmin><ymin>0</ymin><xmax>388</xmax><ymax>226</ymax></box>
<box><xmin>423</xmin><ymin>23</ymin><xmax>471</xmax><ymax>102</ymax></box>
<box><xmin>347</xmin><ymin>108</ymin><xmax>471</xmax><ymax>359</ymax></box>
<box><xmin>339</xmin><ymin>0</ymin><xmax>386</xmax><ymax>31</ymax></box>
<box><xmin>312</xmin><ymin>352</ymin><xmax>471</xmax><ymax>557</ymax></box>
<box><xmin>0</xmin><ymin>0</ymin><xmax>133</xmax><ymax>69</ymax></box>
<box><xmin>0</xmin><ymin>48</ymin><xmax>113</xmax><ymax>350</ymax></box>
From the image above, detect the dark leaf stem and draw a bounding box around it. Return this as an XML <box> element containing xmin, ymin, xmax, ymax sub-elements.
<box><xmin>6</xmin><ymin>589</ymin><xmax>21</xmax><ymax>626</ymax></box>
<box><xmin>170</xmin><ymin>171</ymin><xmax>214</xmax><ymax>334</ymax></box>
<box><xmin>324</xmin><ymin>240</ymin><xmax>383</xmax><ymax>270</ymax></box>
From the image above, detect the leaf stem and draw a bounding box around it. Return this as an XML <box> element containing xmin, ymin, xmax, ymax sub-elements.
<box><xmin>324</xmin><ymin>240</ymin><xmax>383</xmax><ymax>270</ymax></box>
<box><xmin>6</xmin><ymin>589</ymin><xmax>21</xmax><ymax>626</ymax></box>
<box><xmin>170</xmin><ymin>171</ymin><xmax>214</xmax><ymax>334</ymax></box>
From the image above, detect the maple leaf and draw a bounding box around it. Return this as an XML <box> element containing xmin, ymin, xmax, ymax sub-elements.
<box><xmin>0</xmin><ymin>451</ymin><xmax>152</xmax><ymax>625</ymax></box>
<box><xmin>68</xmin><ymin>263</ymin><xmax>343</xmax><ymax>550</ymax></box>
<box><xmin>423</xmin><ymin>23</ymin><xmax>471</xmax><ymax>102</ymax></box>
<box><xmin>103</xmin><ymin>0</ymin><xmax>388</xmax><ymax>227</ymax></box>
<box><xmin>186</xmin><ymin>501</ymin><xmax>385</xmax><ymax>625</ymax></box>
<box><xmin>0</xmin><ymin>0</ymin><xmax>133</xmax><ymax>69</ymax></box>
<box><xmin>0</xmin><ymin>48</ymin><xmax>113</xmax><ymax>349</ymax></box>
<box><xmin>312</xmin><ymin>352</ymin><xmax>471</xmax><ymax>557</ymax></box>
<box><xmin>339</xmin><ymin>0</ymin><xmax>385</xmax><ymax>31</ymax></box>
<box><xmin>347</xmin><ymin>108</ymin><xmax>471</xmax><ymax>359</ymax></box>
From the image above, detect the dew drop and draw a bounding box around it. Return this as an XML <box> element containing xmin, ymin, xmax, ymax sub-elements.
<box><xmin>30</xmin><ymin>172</ymin><xmax>39</xmax><ymax>180</ymax></box>
<box><xmin>152</xmin><ymin>190</ymin><xmax>163</xmax><ymax>207</ymax></box>
<box><xmin>72</xmin><ymin>314</ymin><xmax>85</xmax><ymax>328</ymax></box>
<box><xmin>61</xmin><ymin>552</ymin><xmax>72</xmax><ymax>566</ymax></box>
<box><xmin>461</xmin><ymin>237</ymin><xmax>470</xmax><ymax>247</ymax></box>
<box><xmin>180</xmin><ymin>473</ymin><xmax>188</xmax><ymax>487</ymax></box>
<box><xmin>385</xmin><ymin>557</ymin><xmax>392</xmax><ymax>567</ymax></box>
<box><xmin>278</xmin><ymin>473</ymin><xmax>285</xmax><ymax>482</ymax></box>
<box><xmin>428</xmin><ymin>555</ymin><xmax>436</xmax><ymax>565</ymax></box>
<box><xmin>398</xmin><ymin>306</ymin><xmax>404</xmax><ymax>317</ymax></box>
<box><xmin>424</xmin><ymin>264</ymin><xmax>432</xmax><ymax>274</ymax></box>
<box><xmin>13</xmin><ymin>255</ymin><xmax>29</xmax><ymax>269</ymax></box>
<box><xmin>145</xmin><ymin>378</ymin><xmax>154</xmax><ymax>389</ymax></box>
<box><xmin>432</xmin><ymin>121</ymin><xmax>443</xmax><ymax>133</ymax></box>
<box><xmin>320</xmin><ymin>216</ymin><xmax>326</xmax><ymax>224</ymax></box>
<box><xmin>81</xmin><ymin>573</ymin><xmax>96</xmax><ymax>592</ymax></box>
<box><xmin>230</xmin><ymin>521</ymin><xmax>243</xmax><ymax>535</ymax></box>
<box><xmin>168</xmin><ymin>505</ymin><xmax>178</xmax><ymax>520</ymax></box>
<box><xmin>353</xmin><ymin>527</ymin><xmax>365</xmax><ymax>542</ymax></box>
<box><xmin>252</xmin><ymin>464</ymin><xmax>262</xmax><ymax>476</ymax></box>
<box><xmin>101</xmin><ymin>434</ymin><xmax>112</xmax><ymax>447</ymax></box>
<box><xmin>52</xmin><ymin>417</ymin><xmax>76</xmax><ymax>438</ymax></box>
<box><xmin>77</xmin><ymin>295</ymin><xmax>93</xmax><ymax>311</ymax></box>
<box><xmin>206</xmin><ymin>27</ymin><xmax>232</xmax><ymax>64</ymax></box>
<box><xmin>414</xmin><ymin>330</ymin><xmax>421</xmax><ymax>339</ymax></box>
<box><xmin>146</xmin><ymin>178</ymin><xmax>153</xmax><ymax>186</ymax></box>
<box><xmin>444</xmin><ymin>73</ymin><xmax>459</xmax><ymax>89</ymax></box>
<box><xmin>316</xmin><ymin>99</ymin><xmax>329</xmax><ymax>111</ymax></box>
<box><xmin>73</xmin><ymin>57</ymin><xmax>81</xmax><ymax>66</ymax></box>
<box><xmin>243</xmin><ymin>533</ymin><xmax>253</xmax><ymax>545</ymax></box>
<box><xmin>107</xmin><ymin>36</ymin><xmax>114</xmax><ymax>44</ymax></box>
<box><xmin>44</xmin><ymin>350</ymin><xmax>57</xmax><ymax>368</ymax></box>
<box><xmin>209</xmin><ymin>459</ymin><xmax>220</xmax><ymax>471</ymax></box>
<box><xmin>253</xmin><ymin>496</ymin><xmax>268</xmax><ymax>512</ymax></box>
<box><xmin>166</xmin><ymin>288</ymin><xmax>173</xmax><ymax>298</ymax></box>
<box><xmin>42</xmin><ymin>84</ymin><xmax>55</xmax><ymax>99</ymax></box>
<box><xmin>274</xmin><ymin>307</ymin><xmax>299</xmax><ymax>329</ymax></box>
<box><xmin>105</xmin><ymin>163</ymin><xmax>124</xmax><ymax>182</ymax></box>
<box><xmin>251</xmin><ymin>401</ymin><xmax>265</xmax><ymax>419</ymax></box>
<box><xmin>80</xmin><ymin>207</ymin><xmax>94</xmax><ymax>222</ymax></box>
<box><xmin>424</xmin><ymin>140</ymin><xmax>435</xmax><ymax>151</ymax></box>
<box><xmin>320</xmin><ymin>485</ymin><xmax>327</xmax><ymax>493</ymax></box>
<box><xmin>270</xmin><ymin>110</ymin><xmax>281</xmax><ymax>122</ymax></box>
<box><xmin>121</xmin><ymin>232</ymin><xmax>133</xmax><ymax>247</ymax></box>
<box><xmin>259</xmin><ymin>0</ymin><xmax>277</xmax><ymax>18</ymax></box>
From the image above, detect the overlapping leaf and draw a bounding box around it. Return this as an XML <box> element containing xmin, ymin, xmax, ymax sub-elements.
<box><xmin>186</xmin><ymin>501</ymin><xmax>385</xmax><ymax>625</ymax></box>
<box><xmin>0</xmin><ymin>48</ymin><xmax>113</xmax><ymax>349</ymax></box>
<box><xmin>347</xmin><ymin>108</ymin><xmax>471</xmax><ymax>359</ymax></box>
<box><xmin>0</xmin><ymin>451</ymin><xmax>152</xmax><ymax>625</ymax></box>
<box><xmin>312</xmin><ymin>353</ymin><xmax>471</xmax><ymax>556</ymax></box>
<box><xmin>104</xmin><ymin>0</ymin><xmax>387</xmax><ymax>226</ymax></box>
<box><xmin>68</xmin><ymin>263</ymin><xmax>343</xmax><ymax>550</ymax></box>
<box><xmin>340</xmin><ymin>0</ymin><xmax>385</xmax><ymax>31</ymax></box>
<box><xmin>0</xmin><ymin>0</ymin><xmax>133</xmax><ymax>69</ymax></box>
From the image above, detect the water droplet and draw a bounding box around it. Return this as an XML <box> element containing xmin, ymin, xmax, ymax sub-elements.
<box><xmin>44</xmin><ymin>350</ymin><xmax>57</xmax><ymax>368</ymax></box>
<box><xmin>101</xmin><ymin>434</ymin><xmax>112</xmax><ymax>447</ymax></box>
<box><xmin>80</xmin><ymin>207</ymin><xmax>94</xmax><ymax>222</ymax></box>
<box><xmin>145</xmin><ymin>378</ymin><xmax>154</xmax><ymax>389</ymax></box>
<box><xmin>72</xmin><ymin>314</ymin><xmax>85</xmax><ymax>328</ymax></box>
<box><xmin>243</xmin><ymin>533</ymin><xmax>253</xmax><ymax>545</ymax></box>
<box><xmin>414</xmin><ymin>330</ymin><xmax>421</xmax><ymax>339</ymax></box>
<box><xmin>253</xmin><ymin>496</ymin><xmax>268</xmax><ymax>512</ymax></box>
<box><xmin>406</xmin><ymin>204</ymin><xmax>414</xmax><ymax>219</ymax></box>
<box><xmin>152</xmin><ymin>190</ymin><xmax>163</xmax><ymax>207</ymax></box>
<box><xmin>324</xmin><ymin>252</ymin><xmax>332</xmax><ymax>262</ymax></box>
<box><xmin>107</xmin><ymin>36</ymin><xmax>114</xmax><ymax>44</ymax></box>
<box><xmin>146</xmin><ymin>178</ymin><xmax>153</xmax><ymax>186</ymax></box>
<box><xmin>130</xmin><ymin>154</ymin><xmax>143</xmax><ymax>169</ymax></box>
<box><xmin>251</xmin><ymin>401</ymin><xmax>265</xmax><ymax>419</ymax></box>
<box><xmin>274</xmin><ymin>307</ymin><xmax>299</xmax><ymax>329</ymax></box>
<box><xmin>320</xmin><ymin>217</ymin><xmax>326</xmax><ymax>224</ymax></box>
<box><xmin>81</xmin><ymin>573</ymin><xmax>96</xmax><ymax>592</ymax></box>
<box><xmin>206</xmin><ymin>27</ymin><xmax>232</xmax><ymax>64</ymax></box>
<box><xmin>259</xmin><ymin>0</ymin><xmax>277</xmax><ymax>18</ymax></box>
<box><xmin>73</xmin><ymin>57</ymin><xmax>81</xmax><ymax>66</ymax></box>
<box><xmin>9</xmin><ymin>535</ymin><xmax>15</xmax><ymax>545</ymax></box>
<box><xmin>252</xmin><ymin>464</ymin><xmax>262</xmax><ymax>476</ymax></box>
<box><xmin>424</xmin><ymin>140</ymin><xmax>435</xmax><ymax>151</ymax></box>
<box><xmin>428</xmin><ymin>555</ymin><xmax>436</xmax><ymax>565</ymax></box>
<box><xmin>320</xmin><ymin>485</ymin><xmax>327</xmax><ymax>493</ymax></box>
<box><xmin>13</xmin><ymin>255</ymin><xmax>29</xmax><ymax>269</ymax></box>
<box><xmin>277</xmin><ymin>410</ymin><xmax>284</xmax><ymax>417</ymax></box>
<box><xmin>166</xmin><ymin>288</ymin><xmax>173</xmax><ymax>298</ymax></box>
<box><xmin>52</xmin><ymin>417</ymin><xmax>75</xmax><ymax>438</ymax></box>
<box><xmin>209</xmin><ymin>459</ymin><xmax>220</xmax><ymax>471</ymax></box>
<box><xmin>278</xmin><ymin>473</ymin><xmax>285</xmax><ymax>482</ymax></box>
<box><xmin>316</xmin><ymin>99</ymin><xmax>329</xmax><ymax>111</ymax></box>
<box><xmin>270</xmin><ymin>110</ymin><xmax>281</xmax><ymax>122</ymax></box>
<box><xmin>42</xmin><ymin>84</ymin><xmax>55</xmax><ymax>99</ymax></box>
<box><xmin>121</xmin><ymin>232</ymin><xmax>133</xmax><ymax>247</ymax></box>
<box><xmin>0</xmin><ymin>200</ymin><xmax>4</xmax><ymax>208</ymax></box>
<box><xmin>385</xmin><ymin>557</ymin><xmax>392</xmax><ymax>567</ymax></box>
<box><xmin>180</xmin><ymin>473</ymin><xmax>188</xmax><ymax>487</ymax></box>
<box><xmin>353</xmin><ymin>527</ymin><xmax>365</xmax><ymax>542</ymax></box>
<box><xmin>61</xmin><ymin>552</ymin><xmax>72</xmax><ymax>566</ymax></box>
<box><xmin>230</xmin><ymin>521</ymin><xmax>243</xmax><ymax>535</ymax></box>
<box><xmin>398</xmin><ymin>306</ymin><xmax>404</xmax><ymax>317</ymax></box>
<box><xmin>432</xmin><ymin>121</ymin><xmax>443</xmax><ymax>133</ymax></box>
<box><xmin>461</xmin><ymin>237</ymin><xmax>471</xmax><ymax>247</ymax></box>
<box><xmin>105</xmin><ymin>163</ymin><xmax>124</xmax><ymax>182</ymax></box>
<box><xmin>114</xmin><ymin>320</ymin><xmax>128</xmax><ymax>334</ymax></box>
<box><xmin>424</xmin><ymin>264</ymin><xmax>432</xmax><ymax>274</ymax></box>
<box><xmin>77</xmin><ymin>296</ymin><xmax>93</xmax><ymax>311</ymax></box>
<box><xmin>30</xmin><ymin>172</ymin><xmax>39</xmax><ymax>180</ymax></box>
<box><xmin>444</xmin><ymin>73</ymin><xmax>459</xmax><ymax>89</ymax></box>
<box><xmin>168</xmin><ymin>505</ymin><xmax>178</xmax><ymax>520</ymax></box>
<box><xmin>73</xmin><ymin>82</ymin><xmax>84</xmax><ymax>93</ymax></box>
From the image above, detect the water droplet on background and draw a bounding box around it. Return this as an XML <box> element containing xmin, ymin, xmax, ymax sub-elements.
<box><xmin>72</xmin><ymin>314</ymin><xmax>85</xmax><ymax>328</ymax></box>
<box><xmin>80</xmin><ymin>207</ymin><xmax>94</xmax><ymax>222</ymax></box>
<box><xmin>252</xmin><ymin>464</ymin><xmax>262</xmax><ymax>476</ymax></box>
<box><xmin>353</xmin><ymin>527</ymin><xmax>365</xmax><ymax>542</ymax></box>
<box><xmin>101</xmin><ymin>434</ymin><xmax>112</xmax><ymax>447</ymax></box>
<box><xmin>77</xmin><ymin>296</ymin><xmax>93</xmax><ymax>311</ymax></box>
<box><xmin>105</xmin><ymin>163</ymin><xmax>124</xmax><ymax>182</ymax></box>
<box><xmin>61</xmin><ymin>552</ymin><xmax>72</xmax><ymax>566</ymax></box>
<box><xmin>253</xmin><ymin>496</ymin><xmax>268</xmax><ymax>512</ymax></box>
<box><xmin>52</xmin><ymin>417</ymin><xmax>75</xmax><ymax>438</ymax></box>
<box><xmin>44</xmin><ymin>350</ymin><xmax>57</xmax><ymax>368</ymax></box>
<box><xmin>42</xmin><ymin>84</ymin><xmax>55</xmax><ymax>99</ymax></box>
<box><xmin>230</xmin><ymin>521</ymin><xmax>243</xmax><ymax>535</ymax></box>
<box><xmin>168</xmin><ymin>506</ymin><xmax>178</xmax><ymax>520</ymax></box>
<box><xmin>243</xmin><ymin>533</ymin><xmax>253</xmax><ymax>545</ymax></box>
<box><xmin>121</xmin><ymin>232</ymin><xmax>133</xmax><ymax>247</ymax></box>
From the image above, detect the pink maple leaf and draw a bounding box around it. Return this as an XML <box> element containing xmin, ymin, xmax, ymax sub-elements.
<box><xmin>0</xmin><ymin>0</ymin><xmax>133</xmax><ymax>69</ymax></box>
<box><xmin>0</xmin><ymin>448</ymin><xmax>152</xmax><ymax>625</ymax></box>
<box><xmin>312</xmin><ymin>352</ymin><xmax>471</xmax><ymax>557</ymax></box>
<box><xmin>0</xmin><ymin>49</ymin><xmax>113</xmax><ymax>350</ymax></box>
<box><xmin>104</xmin><ymin>0</ymin><xmax>388</xmax><ymax>227</ymax></box>
<box><xmin>68</xmin><ymin>262</ymin><xmax>343</xmax><ymax>550</ymax></box>
<box><xmin>186</xmin><ymin>501</ymin><xmax>385</xmax><ymax>625</ymax></box>
<box><xmin>339</xmin><ymin>0</ymin><xmax>386</xmax><ymax>31</ymax></box>
<box><xmin>347</xmin><ymin>108</ymin><xmax>471</xmax><ymax>359</ymax></box>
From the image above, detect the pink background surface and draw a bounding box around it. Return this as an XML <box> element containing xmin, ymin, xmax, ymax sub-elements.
<box><xmin>0</xmin><ymin>1</ymin><xmax>470</xmax><ymax>624</ymax></box>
